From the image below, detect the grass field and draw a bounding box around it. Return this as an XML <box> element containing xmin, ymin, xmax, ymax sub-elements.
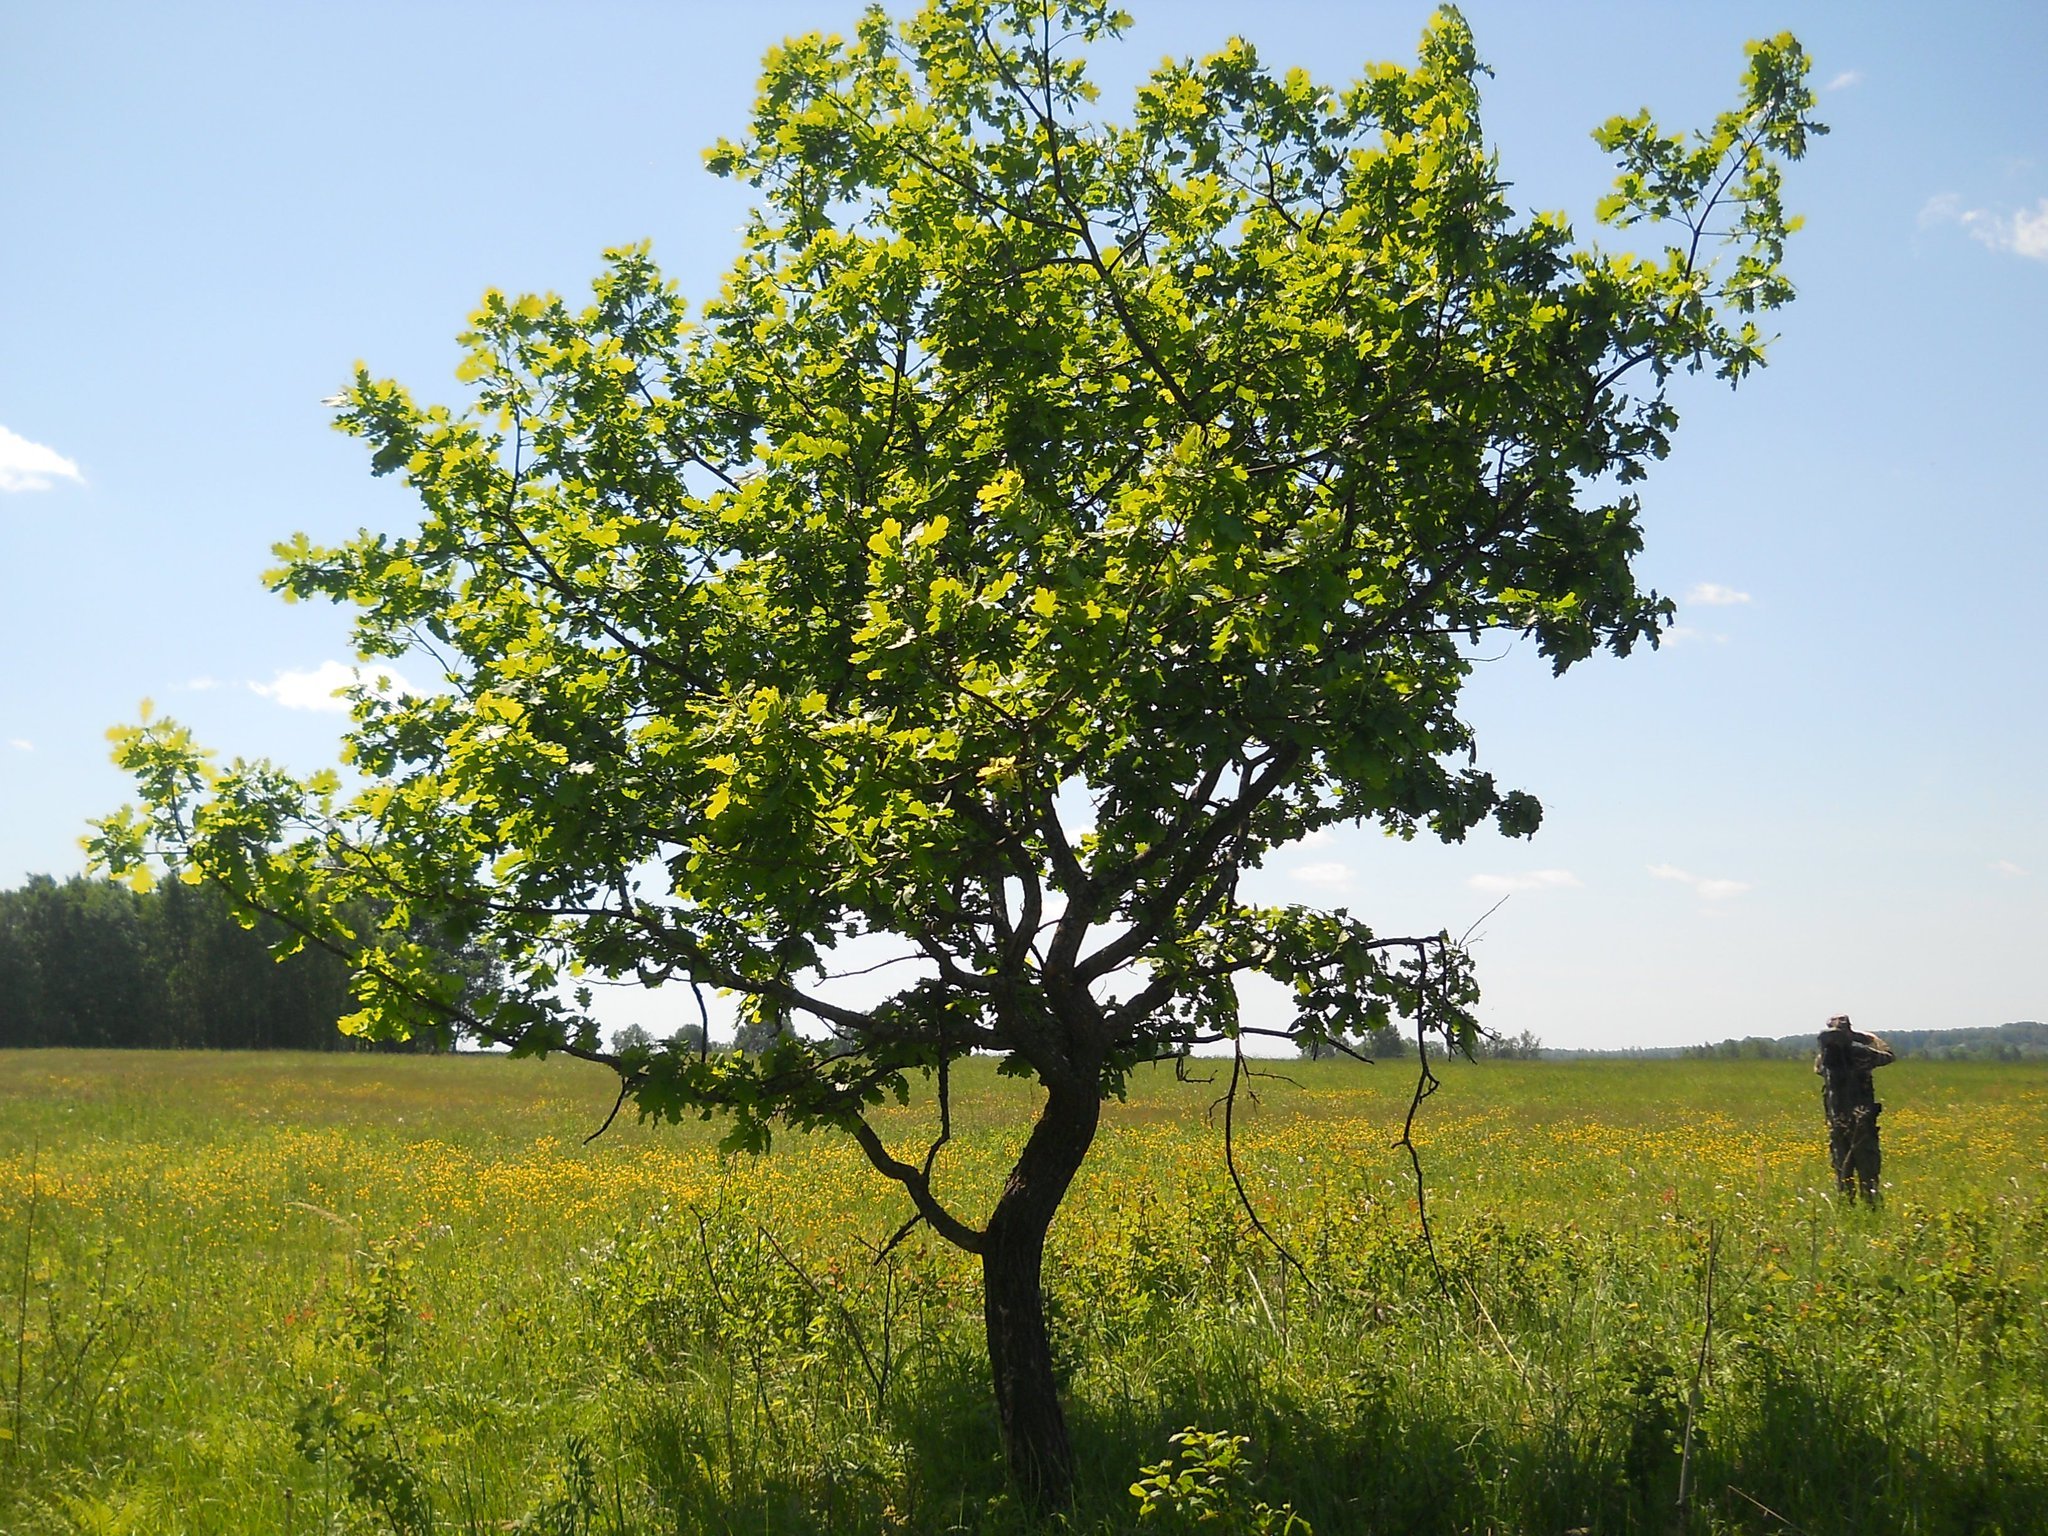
<box><xmin>3</xmin><ymin>1049</ymin><xmax>2044</xmax><ymax>1534</ymax></box>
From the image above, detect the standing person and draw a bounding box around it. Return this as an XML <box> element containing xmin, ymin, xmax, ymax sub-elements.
<box><xmin>1814</xmin><ymin>1014</ymin><xmax>1894</xmax><ymax>1205</ymax></box>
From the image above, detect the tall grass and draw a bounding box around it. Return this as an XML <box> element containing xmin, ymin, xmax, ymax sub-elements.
<box><xmin>3</xmin><ymin>1050</ymin><xmax>2042</xmax><ymax>1533</ymax></box>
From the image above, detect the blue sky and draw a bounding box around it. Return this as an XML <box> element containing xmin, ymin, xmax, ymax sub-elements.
<box><xmin>2</xmin><ymin>2</ymin><xmax>2041</xmax><ymax>1050</ymax></box>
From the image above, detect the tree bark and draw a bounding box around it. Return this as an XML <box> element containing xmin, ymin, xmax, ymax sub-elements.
<box><xmin>980</xmin><ymin>1076</ymin><xmax>1100</xmax><ymax>1512</ymax></box>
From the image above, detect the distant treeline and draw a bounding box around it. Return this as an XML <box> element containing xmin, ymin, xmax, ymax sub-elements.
<box><xmin>0</xmin><ymin>874</ymin><xmax>479</xmax><ymax>1050</ymax></box>
<box><xmin>1299</xmin><ymin>1025</ymin><xmax>1543</xmax><ymax>1061</ymax></box>
<box><xmin>1680</xmin><ymin>1021</ymin><xmax>2048</xmax><ymax>1063</ymax></box>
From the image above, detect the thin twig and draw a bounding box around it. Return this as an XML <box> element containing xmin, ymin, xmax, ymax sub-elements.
<box><xmin>865</xmin><ymin>1211</ymin><xmax>926</xmax><ymax>1265</ymax></box>
<box><xmin>1240</xmin><ymin>1060</ymin><xmax>1305</xmax><ymax>1092</ymax></box>
<box><xmin>1678</xmin><ymin>1220</ymin><xmax>1720</xmax><ymax>1514</ymax></box>
<box><xmin>9</xmin><ymin>1140</ymin><xmax>36</xmax><ymax>1458</ymax></box>
<box><xmin>1394</xmin><ymin>940</ymin><xmax>1448</xmax><ymax>1292</ymax></box>
<box><xmin>1222</xmin><ymin>1043</ymin><xmax>1310</xmax><ymax>1284</ymax></box>
<box><xmin>583</xmin><ymin>1076</ymin><xmax>635</xmax><ymax>1145</ymax></box>
<box><xmin>1458</xmin><ymin>894</ymin><xmax>1510</xmax><ymax>948</ymax></box>
<box><xmin>757</xmin><ymin>1225</ymin><xmax>887</xmax><ymax>1401</ymax></box>
<box><xmin>1461</xmin><ymin>1277</ymin><xmax>1533</xmax><ymax>1389</ymax></box>
<box><xmin>1726</xmin><ymin>1483</ymin><xmax>1811</xmax><ymax>1535</ymax></box>
<box><xmin>1244</xmin><ymin>1264</ymin><xmax>1282</xmax><ymax>1340</ymax></box>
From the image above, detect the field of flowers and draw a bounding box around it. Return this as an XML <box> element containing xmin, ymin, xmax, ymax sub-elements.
<box><xmin>3</xmin><ymin>1049</ymin><xmax>2044</xmax><ymax>1534</ymax></box>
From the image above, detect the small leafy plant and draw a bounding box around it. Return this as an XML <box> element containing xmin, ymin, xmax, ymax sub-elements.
<box><xmin>1131</xmin><ymin>1426</ymin><xmax>1310</xmax><ymax>1534</ymax></box>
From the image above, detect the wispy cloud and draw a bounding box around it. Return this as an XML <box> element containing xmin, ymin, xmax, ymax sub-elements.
<box><xmin>1468</xmin><ymin>869</ymin><xmax>1581</xmax><ymax>895</ymax></box>
<box><xmin>1992</xmin><ymin>859</ymin><xmax>2029</xmax><ymax>877</ymax></box>
<box><xmin>1661</xmin><ymin>625</ymin><xmax>1729</xmax><ymax>647</ymax></box>
<box><xmin>251</xmin><ymin>660</ymin><xmax>414</xmax><ymax>712</ymax></box>
<box><xmin>183</xmin><ymin>676</ymin><xmax>224</xmax><ymax>692</ymax></box>
<box><xmin>1649</xmin><ymin>863</ymin><xmax>1752</xmax><ymax>901</ymax></box>
<box><xmin>1685</xmin><ymin>582</ymin><xmax>1751</xmax><ymax>607</ymax></box>
<box><xmin>1921</xmin><ymin>193</ymin><xmax>2048</xmax><ymax>261</ymax></box>
<box><xmin>7</xmin><ymin>738</ymin><xmax>31</xmax><ymax>752</ymax></box>
<box><xmin>1289</xmin><ymin>861</ymin><xmax>1353</xmax><ymax>889</ymax></box>
<box><xmin>1920</xmin><ymin>192</ymin><xmax>1963</xmax><ymax>227</ymax></box>
<box><xmin>1825</xmin><ymin>70</ymin><xmax>1862</xmax><ymax>92</ymax></box>
<box><xmin>0</xmin><ymin>425</ymin><xmax>84</xmax><ymax>493</ymax></box>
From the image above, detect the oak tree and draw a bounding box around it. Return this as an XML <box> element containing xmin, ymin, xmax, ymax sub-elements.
<box><xmin>94</xmin><ymin>1</ymin><xmax>1820</xmax><ymax>1508</ymax></box>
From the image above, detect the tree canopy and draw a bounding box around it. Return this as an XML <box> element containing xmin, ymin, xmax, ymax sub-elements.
<box><xmin>92</xmin><ymin>0</ymin><xmax>1819</xmax><ymax>1506</ymax></box>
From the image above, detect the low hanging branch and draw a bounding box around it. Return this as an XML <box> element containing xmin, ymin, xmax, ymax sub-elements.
<box><xmin>1213</xmin><ymin>931</ymin><xmax>1461</xmax><ymax>1294</ymax></box>
<box><xmin>1393</xmin><ymin>937</ymin><xmax>1451</xmax><ymax>1293</ymax></box>
<box><xmin>1220</xmin><ymin>1042</ymin><xmax>1312</xmax><ymax>1285</ymax></box>
<box><xmin>583</xmin><ymin>1075</ymin><xmax>636</xmax><ymax>1145</ymax></box>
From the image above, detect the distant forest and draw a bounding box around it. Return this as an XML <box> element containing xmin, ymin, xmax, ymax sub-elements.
<box><xmin>0</xmin><ymin>874</ymin><xmax>479</xmax><ymax>1050</ymax></box>
<box><xmin>1679</xmin><ymin>1021</ymin><xmax>2048</xmax><ymax>1062</ymax></box>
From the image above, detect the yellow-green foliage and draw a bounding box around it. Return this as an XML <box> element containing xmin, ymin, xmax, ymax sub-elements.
<box><xmin>3</xmin><ymin>1052</ymin><xmax>2043</xmax><ymax>1533</ymax></box>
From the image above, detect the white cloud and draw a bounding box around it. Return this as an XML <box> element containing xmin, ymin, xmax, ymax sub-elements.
<box><xmin>1289</xmin><ymin>861</ymin><xmax>1353</xmax><ymax>889</ymax></box>
<box><xmin>1825</xmin><ymin>70</ymin><xmax>1862</xmax><ymax>92</ymax></box>
<box><xmin>251</xmin><ymin>660</ymin><xmax>414</xmax><ymax>712</ymax></box>
<box><xmin>1921</xmin><ymin>193</ymin><xmax>2048</xmax><ymax>261</ymax></box>
<box><xmin>1468</xmin><ymin>869</ymin><xmax>1581</xmax><ymax>894</ymax></box>
<box><xmin>1992</xmin><ymin>859</ymin><xmax>2029</xmax><ymax>877</ymax></box>
<box><xmin>1918</xmin><ymin>192</ymin><xmax>1962</xmax><ymax>227</ymax></box>
<box><xmin>1648</xmin><ymin>863</ymin><xmax>1752</xmax><ymax>901</ymax></box>
<box><xmin>1685</xmin><ymin>582</ymin><xmax>1751</xmax><ymax>607</ymax></box>
<box><xmin>7</xmin><ymin>738</ymin><xmax>31</xmax><ymax>752</ymax></box>
<box><xmin>1661</xmin><ymin>625</ymin><xmax>1729</xmax><ymax>646</ymax></box>
<box><xmin>0</xmin><ymin>425</ymin><xmax>84</xmax><ymax>493</ymax></box>
<box><xmin>184</xmin><ymin>676</ymin><xmax>223</xmax><ymax>692</ymax></box>
<box><xmin>2008</xmin><ymin>201</ymin><xmax>2048</xmax><ymax>260</ymax></box>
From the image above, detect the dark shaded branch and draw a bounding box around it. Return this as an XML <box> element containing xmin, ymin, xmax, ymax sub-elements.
<box><xmin>1393</xmin><ymin>939</ymin><xmax>1448</xmax><ymax>1292</ymax></box>
<box><xmin>923</xmin><ymin>1053</ymin><xmax>954</xmax><ymax>1182</ymax></box>
<box><xmin>583</xmin><ymin>1075</ymin><xmax>636</xmax><ymax>1145</ymax></box>
<box><xmin>1221</xmin><ymin>1042</ymin><xmax>1310</xmax><ymax>1284</ymax></box>
<box><xmin>1074</xmin><ymin>743</ymin><xmax>1302</xmax><ymax>983</ymax></box>
<box><xmin>866</xmin><ymin>1211</ymin><xmax>926</xmax><ymax>1265</ymax></box>
<box><xmin>847</xmin><ymin>1115</ymin><xmax>986</xmax><ymax>1254</ymax></box>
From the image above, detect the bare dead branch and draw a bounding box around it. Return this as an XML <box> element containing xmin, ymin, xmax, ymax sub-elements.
<box><xmin>1222</xmin><ymin>1041</ymin><xmax>1311</xmax><ymax>1285</ymax></box>
<box><xmin>847</xmin><ymin>1115</ymin><xmax>986</xmax><ymax>1254</ymax></box>
<box><xmin>1393</xmin><ymin>938</ymin><xmax>1449</xmax><ymax>1293</ymax></box>
<box><xmin>583</xmin><ymin>1075</ymin><xmax>636</xmax><ymax>1145</ymax></box>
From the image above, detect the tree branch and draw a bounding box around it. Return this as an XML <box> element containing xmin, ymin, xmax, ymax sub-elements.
<box><xmin>846</xmin><ymin>1115</ymin><xmax>986</xmax><ymax>1254</ymax></box>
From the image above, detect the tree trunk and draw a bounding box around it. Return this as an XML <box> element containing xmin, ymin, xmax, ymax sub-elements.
<box><xmin>980</xmin><ymin>1077</ymin><xmax>1100</xmax><ymax>1512</ymax></box>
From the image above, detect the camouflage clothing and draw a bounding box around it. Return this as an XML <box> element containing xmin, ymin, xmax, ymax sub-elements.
<box><xmin>1814</xmin><ymin>1018</ymin><xmax>1894</xmax><ymax>1204</ymax></box>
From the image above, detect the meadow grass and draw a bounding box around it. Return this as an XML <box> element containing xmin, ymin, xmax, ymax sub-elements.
<box><xmin>2</xmin><ymin>1049</ymin><xmax>2043</xmax><ymax>1534</ymax></box>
